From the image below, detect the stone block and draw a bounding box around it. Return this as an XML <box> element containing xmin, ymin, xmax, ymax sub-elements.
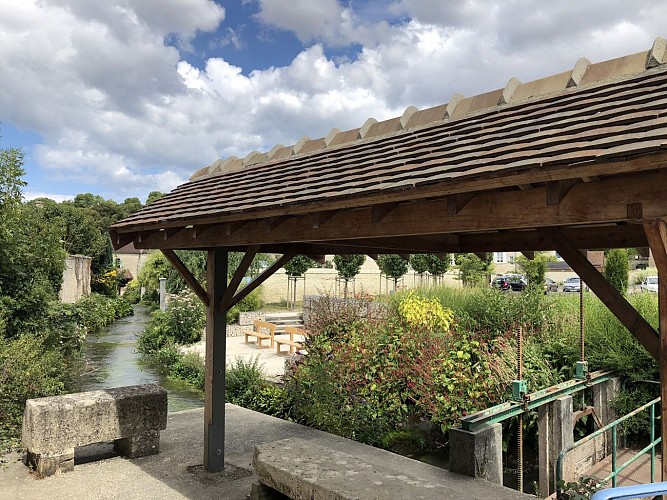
<box><xmin>448</xmin><ymin>423</ymin><xmax>503</xmax><ymax>484</ymax></box>
<box><xmin>22</xmin><ymin>384</ymin><xmax>167</xmax><ymax>476</ymax></box>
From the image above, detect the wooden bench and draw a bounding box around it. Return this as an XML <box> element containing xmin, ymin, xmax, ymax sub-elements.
<box><xmin>243</xmin><ymin>320</ymin><xmax>277</xmax><ymax>348</ymax></box>
<box><xmin>22</xmin><ymin>384</ymin><xmax>167</xmax><ymax>477</ymax></box>
<box><xmin>274</xmin><ymin>326</ymin><xmax>305</xmax><ymax>354</ymax></box>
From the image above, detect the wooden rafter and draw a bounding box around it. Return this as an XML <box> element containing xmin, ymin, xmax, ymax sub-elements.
<box><xmin>219</xmin><ymin>245</ymin><xmax>259</xmax><ymax>311</ymax></box>
<box><xmin>542</xmin><ymin>228</ymin><xmax>660</xmax><ymax>360</ymax></box>
<box><xmin>309</xmin><ymin>210</ymin><xmax>339</xmax><ymax>228</ymax></box>
<box><xmin>447</xmin><ymin>192</ymin><xmax>476</xmax><ymax>216</ymax></box>
<box><xmin>546</xmin><ymin>179</ymin><xmax>578</xmax><ymax>206</ymax></box>
<box><xmin>224</xmin><ymin>254</ymin><xmax>295</xmax><ymax>311</ymax></box>
<box><xmin>161</xmin><ymin>249</ymin><xmax>210</xmax><ymax>307</ymax></box>
<box><xmin>370</xmin><ymin>202</ymin><xmax>399</xmax><ymax>223</ymax></box>
<box><xmin>521</xmin><ymin>251</ymin><xmax>535</xmax><ymax>260</ymax></box>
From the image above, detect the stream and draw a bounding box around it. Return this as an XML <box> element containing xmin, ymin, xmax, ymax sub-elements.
<box><xmin>75</xmin><ymin>304</ymin><xmax>204</xmax><ymax>412</ymax></box>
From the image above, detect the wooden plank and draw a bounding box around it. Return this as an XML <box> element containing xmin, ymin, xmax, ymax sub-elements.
<box><xmin>643</xmin><ymin>219</ymin><xmax>667</xmax><ymax>482</ymax></box>
<box><xmin>219</xmin><ymin>245</ymin><xmax>260</xmax><ymax>311</ymax></box>
<box><xmin>543</xmin><ymin>227</ymin><xmax>660</xmax><ymax>360</ymax></box>
<box><xmin>371</xmin><ymin>202</ymin><xmax>399</xmax><ymax>223</ymax></box>
<box><xmin>521</xmin><ymin>251</ymin><xmax>535</xmax><ymax>260</ymax></box>
<box><xmin>309</xmin><ymin>210</ymin><xmax>339</xmax><ymax>228</ymax></box>
<box><xmin>161</xmin><ymin>249</ymin><xmax>209</xmax><ymax>307</ymax></box>
<box><xmin>447</xmin><ymin>193</ymin><xmax>475</xmax><ymax>216</ymax></box>
<box><xmin>204</xmin><ymin>249</ymin><xmax>227</xmax><ymax>472</ymax></box>
<box><xmin>226</xmin><ymin>254</ymin><xmax>295</xmax><ymax>310</ymax></box>
<box><xmin>132</xmin><ymin>171</ymin><xmax>667</xmax><ymax>251</ymax></box>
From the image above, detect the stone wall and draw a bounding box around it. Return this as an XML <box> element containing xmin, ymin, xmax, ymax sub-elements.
<box><xmin>259</xmin><ymin>267</ymin><xmax>462</xmax><ymax>304</ymax></box>
<box><xmin>58</xmin><ymin>255</ymin><xmax>91</xmax><ymax>304</ymax></box>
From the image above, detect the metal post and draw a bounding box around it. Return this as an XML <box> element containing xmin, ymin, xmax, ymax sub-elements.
<box><xmin>204</xmin><ymin>249</ymin><xmax>228</xmax><ymax>472</ymax></box>
<box><xmin>612</xmin><ymin>426</ymin><xmax>617</xmax><ymax>487</ymax></box>
<box><xmin>651</xmin><ymin>402</ymin><xmax>656</xmax><ymax>483</ymax></box>
<box><xmin>517</xmin><ymin>325</ymin><xmax>524</xmax><ymax>493</ymax></box>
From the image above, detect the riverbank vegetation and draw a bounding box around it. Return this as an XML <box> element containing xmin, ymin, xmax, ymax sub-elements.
<box><xmin>0</xmin><ymin>142</ymin><xmax>138</xmax><ymax>449</ymax></box>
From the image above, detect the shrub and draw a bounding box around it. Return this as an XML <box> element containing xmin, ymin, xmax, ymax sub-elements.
<box><xmin>226</xmin><ymin>286</ymin><xmax>263</xmax><ymax>324</ymax></box>
<box><xmin>138</xmin><ymin>290</ymin><xmax>205</xmax><ymax>354</ymax></box>
<box><xmin>169</xmin><ymin>352</ymin><xmax>205</xmax><ymax>389</ymax></box>
<box><xmin>225</xmin><ymin>356</ymin><xmax>268</xmax><ymax>407</ymax></box>
<box><xmin>605</xmin><ymin>249</ymin><xmax>629</xmax><ymax>294</ymax></box>
<box><xmin>0</xmin><ymin>335</ymin><xmax>71</xmax><ymax>448</ymax></box>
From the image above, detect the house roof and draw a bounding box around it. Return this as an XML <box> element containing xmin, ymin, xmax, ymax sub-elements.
<box><xmin>111</xmin><ymin>38</ymin><xmax>667</xmax><ymax>256</ymax></box>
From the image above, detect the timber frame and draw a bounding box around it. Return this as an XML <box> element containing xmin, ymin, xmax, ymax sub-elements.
<box><xmin>111</xmin><ymin>40</ymin><xmax>667</xmax><ymax>477</ymax></box>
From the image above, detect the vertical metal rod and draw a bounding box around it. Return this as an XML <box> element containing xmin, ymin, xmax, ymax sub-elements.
<box><xmin>651</xmin><ymin>402</ymin><xmax>656</xmax><ymax>483</ymax></box>
<box><xmin>612</xmin><ymin>426</ymin><xmax>617</xmax><ymax>487</ymax></box>
<box><xmin>580</xmin><ymin>281</ymin><xmax>585</xmax><ymax>362</ymax></box>
<box><xmin>517</xmin><ymin>325</ymin><xmax>524</xmax><ymax>492</ymax></box>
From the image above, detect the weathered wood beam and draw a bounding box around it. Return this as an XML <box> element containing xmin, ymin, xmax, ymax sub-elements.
<box><xmin>131</xmin><ymin>171</ymin><xmax>667</xmax><ymax>251</ymax></box>
<box><xmin>447</xmin><ymin>193</ymin><xmax>476</xmax><ymax>216</ymax></box>
<box><xmin>192</xmin><ymin>224</ymin><xmax>215</xmax><ymax>239</ymax></box>
<box><xmin>521</xmin><ymin>251</ymin><xmax>535</xmax><ymax>260</ymax></box>
<box><xmin>226</xmin><ymin>254</ymin><xmax>295</xmax><ymax>310</ymax></box>
<box><xmin>399</xmin><ymin>254</ymin><xmax>410</xmax><ymax>262</ymax></box>
<box><xmin>204</xmin><ymin>249</ymin><xmax>227</xmax><ymax>472</ymax></box>
<box><xmin>109</xmin><ymin>230</ymin><xmax>133</xmax><ymax>250</ymax></box>
<box><xmin>309</xmin><ymin>210</ymin><xmax>339</xmax><ymax>229</ymax></box>
<box><xmin>474</xmin><ymin>252</ymin><xmax>488</xmax><ymax>261</ymax></box>
<box><xmin>370</xmin><ymin>202</ymin><xmax>399</xmax><ymax>223</ymax></box>
<box><xmin>224</xmin><ymin>221</ymin><xmax>246</xmax><ymax>236</ymax></box>
<box><xmin>546</xmin><ymin>179</ymin><xmax>578</xmax><ymax>206</ymax></box>
<box><xmin>643</xmin><ymin>218</ymin><xmax>667</xmax><ymax>481</ymax></box>
<box><xmin>219</xmin><ymin>245</ymin><xmax>260</xmax><ymax>311</ymax></box>
<box><xmin>163</xmin><ymin>227</ymin><xmax>185</xmax><ymax>240</ymax></box>
<box><xmin>161</xmin><ymin>249</ymin><xmax>209</xmax><ymax>307</ymax></box>
<box><xmin>367</xmin><ymin>254</ymin><xmax>378</xmax><ymax>261</ymax></box>
<box><xmin>264</xmin><ymin>216</ymin><xmax>290</xmax><ymax>232</ymax></box>
<box><xmin>542</xmin><ymin>228</ymin><xmax>659</xmax><ymax>360</ymax></box>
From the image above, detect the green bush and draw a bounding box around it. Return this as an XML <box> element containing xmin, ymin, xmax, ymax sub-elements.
<box><xmin>169</xmin><ymin>352</ymin><xmax>205</xmax><ymax>389</ymax></box>
<box><xmin>226</xmin><ymin>286</ymin><xmax>263</xmax><ymax>324</ymax></box>
<box><xmin>225</xmin><ymin>356</ymin><xmax>268</xmax><ymax>407</ymax></box>
<box><xmin>138</xmin><ymin>290</ymin><xmax>205</xmax><ymax>354</ymax></box>
<box><xmin>0</xmin><ymin>335</ymin><xmax>71</xmax><ymax>448</ymax></box>
<box><xmin>605</xmin><ymin>249</ymin><xmax>629</xmax><ymax>294</ymax></box>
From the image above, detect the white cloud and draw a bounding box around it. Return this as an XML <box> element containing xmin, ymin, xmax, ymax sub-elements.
<box><xmin>23</xmin><ymin>192</ymin><xmax>75</xmax><ymax>203</ymax></box>
<box><xmin>0</xmin><ymin>0</ymin><xmax>666</xmax><ymax>201</ymax></box>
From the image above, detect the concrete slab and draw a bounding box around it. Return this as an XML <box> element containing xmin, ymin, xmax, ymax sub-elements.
<box><xmin>182</xmin><ymin>335</ymin><xmax>292</xmax><ymax>381</ymax></box>
<box><xmin>1</xmin><ymin>405</ymin><xmax>533</xmax><ymax>500</ymax></box>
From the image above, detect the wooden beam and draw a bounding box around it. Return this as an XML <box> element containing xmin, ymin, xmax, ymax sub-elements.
<box><xmin>219</xmin><ymin>245</ymin><xmax>259</xmax><ymax>311</ymax></box>
<box><xmin>371</xmin><ymin>202</ymin><xmax>399</xmax><ymax>223</ymax></box>
<box><xmin>112</xmin><ymin>152</ymin><xmax>667</xmax><ymax>236</ymax></box>
<box><xmin>163</xmin><ymin>227</ymin><xmax>185</xmax><ymax>240</ymax></box>
<box><xmin>643</xmin><ymin>219</ymin><xmax>667</xmax><ymax>481</ymax></box>
<box><xmin>224</xmin><ymin>221</ymin><xmax>246</xmax><ymax>236</ymax></box>
<box><xmin>204</xmin><ymin>249</ymin><xmax>227</xmax><ymax>472</ymax></box>
<box><xmin>543</xmin><ymin>228</ymin><xmax>659</xmax><ymax>360</ymax></box>
<box><xmin>309</xmin><ymin>210</ymin><xmax>339</xmax><ymax>228</ymax></box>
<box><xmin>367</xmin><ymin>254</ymin><xmax>378</xmax><ymax>261</ymax></box>
<box><xmin>131</xmin><ymin>171</ymin><xmax>667</xmax><ymax>251</ymax></box>
<box><xmin>475</xmin><ymin>252</ymin><xmax>488</xmax><ymax>261</ymax></box>
<box><xmin>447</xmin><ymin>192</ymin><xmax>475</xmax><ymax>216</ymax></box>
<box><xmin>399</xmin><ymin>254</ymin><xmax>410</xmax><ymax>262</ymax></box>
<box><xmin>264</xmin><ymin>216</ymin><xmax>290</xmax><ymax>232</ymax></box>
<box><xmin>192</xmin><ymin>224</ymin><xmax>214</xmax><ymax>239</ymax></box>
<box><xmin>226</xmin><ymin>254</ymin><xmax>295</xmax><ymax>310</ymax></box>
<box><xmin>521</xmin><ymin>251</ymin><xmax>535</xmax><ymax>260</ymax></box>
<box><xmin>109</xmin><ymin>229</ymin><xmax>133</xmax><ymax>250</ymax></box>
<box><xmin>161</xmin><ymin>250</ymin><xmax>209</xmax><ymax>307</ymax></box>
<box><xmin>546</xmin><ymin>179</ymin><xmax>578</xmax><ymax>206</ymax></box>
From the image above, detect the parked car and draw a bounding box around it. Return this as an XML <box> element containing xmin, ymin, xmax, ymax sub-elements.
<box><xmin>641</xmin><ymin>275</ymin><xmax>658</xmax><ymax>293</ymax></box>
<box><xmin>563</xmin><ymin>276</ymin><xmax>583</xmax><ymax>292</ymax></box>
<box><xmin>492</xmin><ymin>275</ymin><xmax>510</xmax><ymax>291</ymax></box>
<box><xmin>544</xmin><ymin>277</ymin><xmax>558</xmax><ymax>293</ymax></box>
<box><xmin>492</xmin><ymin>274</ymin><xmax>528</xmax><ymax>291</ymax></box>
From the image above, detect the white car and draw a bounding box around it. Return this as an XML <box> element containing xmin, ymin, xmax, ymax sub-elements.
<box><xmin>641</xmin><ymin>276</ymin><xmax>658</xmax><ymax>293</ymax></box>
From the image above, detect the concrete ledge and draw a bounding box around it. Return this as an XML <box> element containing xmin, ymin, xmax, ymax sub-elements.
<box><xmin>253</xmin><ymin>437</ymin><xmax>529</xmax><ymax>500</ymax></box>
<box><xmin>22</xmin><ymin>384</ymin><xmax>167</xmax><ymax>476</ymax></box>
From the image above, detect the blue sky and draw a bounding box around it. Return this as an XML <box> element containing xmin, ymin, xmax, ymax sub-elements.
<box><xmin>1</xmin><ymin>0</ymin><xmax>666</xmax><ymax>203</ymax></box>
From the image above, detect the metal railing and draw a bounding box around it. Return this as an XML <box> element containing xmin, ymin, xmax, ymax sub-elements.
<box><xmin>556</xmin><ymin>397</ymin><xmax>661</xmax><ymax>498</ymax></box>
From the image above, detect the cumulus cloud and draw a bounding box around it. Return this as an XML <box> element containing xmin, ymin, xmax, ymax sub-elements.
<box><xmin>0</xmin><ymin>0</ymin><xmax>666</xmax><ymax>201</ymax></box>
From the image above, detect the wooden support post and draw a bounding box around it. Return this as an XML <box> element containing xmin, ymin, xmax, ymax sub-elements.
<box><xmin>543</xmin><ymin>228</ymin><xmax>659</xmax><ymax>360</ymax></box>
<box><xmin>643</xmin><ymin>219</ymin><xmax>667</xmax><ymax>482</ymax></box>
<box><xmin>204</xmin><ymin>249</ymin><xmax>228</xmax><ymax>472</ymax></box>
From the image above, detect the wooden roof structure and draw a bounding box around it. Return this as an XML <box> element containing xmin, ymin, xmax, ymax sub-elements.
<box><xmin>111</xmin><ymin>38</ymin><xmax>667</xmax><ymax>477</ymax></box>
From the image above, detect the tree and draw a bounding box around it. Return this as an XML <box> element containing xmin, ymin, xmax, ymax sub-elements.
<box><xmin>409</xmin><ymin>254</ymin><xmax>430</xmax><ymax>275</ymax></box>
<box><xmin>284</xmin><ymin>255</ymin><xmax>314</xmax><ymax>277</ymax></box>
<box><xmin>377</xmin><ymin>254</ymin><xmax>409</xmax><ymax>291</ymax></box>
<box><xmin>426</xmin><ymin>254</ymin><xmax>449</xmax><ymax>278</ymax></box>
<box><xmin>146</xmin><ymin>191</ymin><xmax>165</xmax><ymax>205</ymax></box>
<box><xmin>516</xmin><ymin>252</ymin><xmax>554</xmax><ymax>291</ymax></box>
<box><xmin>605</xmin><ymin>249</ymin><xmax>629</xmax><ymax>294</ymax></box>
<box><xmin>333</xmin><ymin>255</ymin><xmax>365</xmax><ymax>297</ymax></box>
<box><xmin>456</xmin><ymin>253</ymin><xmax>493</xmax><ymax>286</ymax></box>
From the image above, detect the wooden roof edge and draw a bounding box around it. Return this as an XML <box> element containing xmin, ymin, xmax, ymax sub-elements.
<box><xmin>113</xmin><ymin>148</ymin><xmax>667</xmax><ymax>236</ymax></box>
<box><xmin>189</xmin><ymin>37</ymin><xmax>667</xmax><ymax>182</ymax></box>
